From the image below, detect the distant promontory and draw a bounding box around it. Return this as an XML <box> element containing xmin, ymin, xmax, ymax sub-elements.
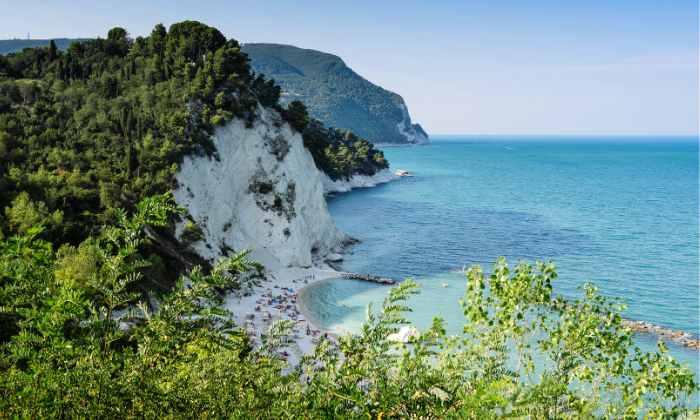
<box><xmin>243</xmin><ymin>43</ymin><xmax>429</xmax><ymax>145</ymax></box>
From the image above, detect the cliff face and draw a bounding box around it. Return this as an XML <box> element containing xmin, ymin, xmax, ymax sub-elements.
<box><xmin>173</xmin><ymin>107</ymin><xmax>349</xmax><ymax>270</ymax></box>
<box><xmin>242</xmin><ymin>43</ymin><xmax>429</xmax><ymax>145</ymax></box>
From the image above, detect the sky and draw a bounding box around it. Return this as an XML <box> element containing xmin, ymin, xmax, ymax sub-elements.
<box><xmin>1</xmin><ymin>0</ymin><xmax>698</xmax><ymax>135</ymax></box>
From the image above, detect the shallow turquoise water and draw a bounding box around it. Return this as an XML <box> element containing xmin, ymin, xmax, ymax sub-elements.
<box><xmin>304</xmin><ymin>136</ymin><xmax>699</xmax><ymax>373</ymax></box>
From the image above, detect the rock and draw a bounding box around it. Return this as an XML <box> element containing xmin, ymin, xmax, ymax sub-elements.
<box><xmin>174</xmin><ymin>106</ymin><xmax>348</xmax><ymax>270</ymax></box>
<box><xmin>357</xmin><ymin>378</ymin><xmax>371</xmax><ymax>393</ymax></box>
<box><xmin>387</xmin><ymin>325</ymin><xmax>419</xmax><ymax>343</ymax></box>
<box><xmin>321</xmin><ymin>169</ymin><xmax>398</xmax><ymax>195</ymax></box>
<box><xmin>428</xmin><ymin>386</ymin><xmax>451</xmax><ymax>402</ymax></box>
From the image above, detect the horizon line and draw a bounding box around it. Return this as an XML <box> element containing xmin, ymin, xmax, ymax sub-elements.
<box><xmin>430</xmin><ymin>133</ymin><xmax>700</xmax><ymax>137</ymax></box>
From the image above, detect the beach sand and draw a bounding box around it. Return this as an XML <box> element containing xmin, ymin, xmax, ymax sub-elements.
<box><xmin>224</xmin><ymin>266</ymin><xmax>341</xmax><ymax>365</ymax></box>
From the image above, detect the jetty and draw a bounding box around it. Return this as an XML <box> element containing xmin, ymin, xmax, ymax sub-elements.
<box><xmin>621</xmin><ymin>319</ymin><xmax>699</xmax><ymax>351</ymax></box>
<box><xmin>337</xmin><ymin>272</ymin><xmax>397</xmax><ymax>285</ymax></box>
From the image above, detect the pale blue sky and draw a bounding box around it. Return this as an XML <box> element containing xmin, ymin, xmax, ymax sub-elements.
<box><xmin>1</xmin><ymin>0</ymin><xmax>697</xmax><ymax>135</ymax></box>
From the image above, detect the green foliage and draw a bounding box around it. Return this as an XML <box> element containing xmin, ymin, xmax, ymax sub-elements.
<box><xmin>0</xmin><ymin>21</ymin><xmax>259</xmax><ymax>245</ymax></box>
<box><xmin>301</xmin><ymin>119</ymin><xmax>388</xmax><ymax>180</ymax></box>
<box><xmin>283</xmin><ymin>99</ymin><xmax>310</xmax><ymax>132</ymax></box>
<box><xmin>251</xmin><ymin>73</ymin><xmax>281</xmax><ymax>108</ymax></box>
<box><xmin>4</xmin><ymin>191</ymin><xmax>63</xmax><ymax>234</ymax></box>
<box><xmin>0</xmin><ymin>22</ymin><xmax>389</xmax><ymax>247</ymax></box>
<box><xmin>0</xmin><ymin>195</ymin><xmax>269</xmax><ymax>416</ymax></box>
<box><xmin>1</xmin><ymin>212</ymin><xmax>696</xmax><ymax>419</ymax></box>
<box><xmin>278</xmin><ymin>99</ymin><xmax>388</xmax><ymax>179</ymax></box>
<box><xmin>292</xmin><ymin>259</ymin><xmax>697</xmax><ymax>418</ymax></box>
<box><xmin>180</xmin><ymin>218</ymin><xmax>205</xmax><ymax>245</ymax></box>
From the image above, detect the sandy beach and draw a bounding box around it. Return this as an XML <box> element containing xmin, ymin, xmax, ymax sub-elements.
<box><xmin>224</xmin><ymin>266</ymin><xmax>343</xmax><ymax>365</ymax></box>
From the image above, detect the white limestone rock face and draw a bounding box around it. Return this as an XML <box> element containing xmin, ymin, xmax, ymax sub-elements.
<box><xmin>396</xmin><ymin>102</ymin><xmax>429</xmax><ymax>145</ymax></box>
<box><xmin>174</xmin><ymin>108</ymin><xmax>347</xmax><ymax>270</ymax></box>
<box><xmin>321</xmin><ymin>168</ymin><xmax>398</xmax><ymax>194</ymax></box>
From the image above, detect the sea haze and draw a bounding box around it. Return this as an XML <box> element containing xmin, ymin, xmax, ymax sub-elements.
<box><xmin>303</xmin><ymin>135</ymin><xmax>699</xmax><ymax>373</ymax></box>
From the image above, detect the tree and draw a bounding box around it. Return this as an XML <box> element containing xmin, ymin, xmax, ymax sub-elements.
<box><xmin>48</xmin><ymin>40</ymin><xmax>57</xmax><ymax>61</ymax></box>
<box><xmin>251</xmin><ymin>74</ymin><xmax>280</xmax><ymax>107</ymax></box>
<box><xmin>284</xmin><ymin>100</ymin><xmax>309</xmax><ymax>132</ymax></box>
<box><xmin>107</xmin><ymin>27</ymin><xmax>128</xmax><ymax>42</ymax></box>
<box><xmin>4</xmin><ymin>192</ymin><xmax>63</xmax><ymax>234</ymax></box>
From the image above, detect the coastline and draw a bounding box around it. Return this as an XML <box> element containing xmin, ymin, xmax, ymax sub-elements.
<box><xmin>291</xmin><ymin>272</ymin><xmax>700</xmax><ymax>353</ymax></box>
<box><xmin>296</xmin><ymin>278</ymin><xmax>342</xmax><ymax>335</ymax></box>
<box><xmin>226</xmin><ymin>161</ymin><xmax>699</xmax><ymax>366</ymax></box>
<box><xmin>224</xmin><ymin>266</ymin><xmax>342</xmax><ymax>365</ymax></box>
<box><xmin>224</xmin><ymin>169</ymin><xmax>402</xmax><ymax>364</ymax></box>
<box><xmin>322</xmin><ymin>168</ymin><xmax>398</xmax><ymax>194</ymax></box>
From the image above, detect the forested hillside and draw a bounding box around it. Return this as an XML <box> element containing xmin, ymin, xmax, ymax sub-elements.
<box><xmin>243</xmin><ymin>43</ymin><xmax>429</xmax><ymax>144</ymax></box>
<box><xmin>0</xmin><ymin>22</ymin><xmax>386</xmax><ymax>248</ymax></box>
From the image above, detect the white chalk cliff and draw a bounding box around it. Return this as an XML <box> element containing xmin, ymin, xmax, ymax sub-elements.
<box><xmin>174</xmin><ymin>107</ymin><xmax>351</xmax><ymax>270</ymax></box>
<box><xmin>321</xmin><ymin>168</ymin><xmax>397</xmax><ymax>194</ymax></box>
<box><xmin>395</xmin><ymin>102</ymin><xmax>429</xmax><ymax>145</ymax></box>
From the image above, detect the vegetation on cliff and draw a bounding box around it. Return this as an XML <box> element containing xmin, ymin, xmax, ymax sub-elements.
<box><xmin>0</xmin><ymin>22</ymin><xmax>386</xmax><ymax>247</ymax></box>
<box><xmin>284</xmin><ymin>100</ymin><xmax>388</xmax><ymax>179</ymax></box>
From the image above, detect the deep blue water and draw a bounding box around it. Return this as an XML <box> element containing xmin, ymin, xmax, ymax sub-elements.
<box><xmin>303</xmin><ymin>136</ymin><xmax>699</xmax><ymax>373</ymax></box>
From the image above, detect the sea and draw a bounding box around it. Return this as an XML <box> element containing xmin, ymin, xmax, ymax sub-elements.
<box><xmin>300</xmin><ymin>136</ymin><xmax>699</xmax><ymax>375</ymax></box>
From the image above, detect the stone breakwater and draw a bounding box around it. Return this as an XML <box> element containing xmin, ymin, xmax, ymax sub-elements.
<box><xmin>337</xmin><ymin>272</ymin><xmax>397</xmax><ymax>285</ymax></box>
<box><xmin>621</xmin><ymin>319</ymin><xmax>699</xmax><ymax>351</ymax></box>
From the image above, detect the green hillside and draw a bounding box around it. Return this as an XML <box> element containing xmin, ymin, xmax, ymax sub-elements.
<box><xmin>2</xmin><ymin>40</ymin><xmax>429</xmax><ymax>144</ymax></box>
<box><xmin>243</xmin><ymin>43</ymin><xmax>429</xmax><ymax>144</ymax></box>
<box><xmin>0</xmin><ymin>24</ymin><xmax>385</xmax><ymax>249</ymax></box>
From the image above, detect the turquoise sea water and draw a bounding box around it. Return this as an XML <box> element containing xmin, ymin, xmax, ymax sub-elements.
<box><xmin>303</xmin><ymin>136</ymin><xmax>699</xmax><ymax>374</ymax></box>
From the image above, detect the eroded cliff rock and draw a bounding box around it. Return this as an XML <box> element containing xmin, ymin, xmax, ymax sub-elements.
<box><xmin>174</xmin><ymin>107</ymin><xmax>349</xmax><ymax>270</ymax></box>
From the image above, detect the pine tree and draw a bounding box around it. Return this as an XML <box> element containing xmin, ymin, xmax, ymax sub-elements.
<box><xmin>48</xmin><ymin>40</ymin><xmax>57</xmax><ymax>61</ymax></box>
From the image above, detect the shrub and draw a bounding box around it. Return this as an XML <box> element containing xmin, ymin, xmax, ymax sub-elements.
<box><xmin>180</xmin><ymin>219</ymin><xmax>205</xmax><ymax>244</ymax></box>
<box><xmin>1</xmin><ymin>205</ymin><xmax>696</xmax><ymax>418</ymax></box>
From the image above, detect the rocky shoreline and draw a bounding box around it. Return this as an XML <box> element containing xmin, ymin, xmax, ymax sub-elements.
<box><xmin>621</xmin><ymin>319</ymin><xmax>699</xmax><ymax>351</ymax></box>
<box><xmin>321</xmin><ymin>168</ymin><xmax>398</xmax><ymax>195</ymax></box>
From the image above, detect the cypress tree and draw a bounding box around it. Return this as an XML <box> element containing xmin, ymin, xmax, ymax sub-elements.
<box><xmin>48</xmin><ymin>40</ymin><xmax>58</xmax><ymax>61</ymax></box>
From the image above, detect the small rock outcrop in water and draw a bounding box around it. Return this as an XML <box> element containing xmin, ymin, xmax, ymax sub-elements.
<box><xmin>243</xmin><ymin>43</ymin><xmax>429</xmax><ymax>145</ymax></box>
<box><xmin>387</xmin><ymin>326</ymin><xmax>419</xmax><ymax>343</ymax></box>
<box><xmin>174</xmin><ymin>107</ymin><xmax>349</xmax><ymax>270</ymax></box>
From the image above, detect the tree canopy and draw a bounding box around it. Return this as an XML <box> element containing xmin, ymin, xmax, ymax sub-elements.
<box><xmin>0</xmin><ymin>21</ymin><xmax>386</xmax><ymax>247</ymax></box>
<box><xmin>0</xmin><ymin>200</ymin><xmax>695</xmax><ymax>416</ymax></box>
